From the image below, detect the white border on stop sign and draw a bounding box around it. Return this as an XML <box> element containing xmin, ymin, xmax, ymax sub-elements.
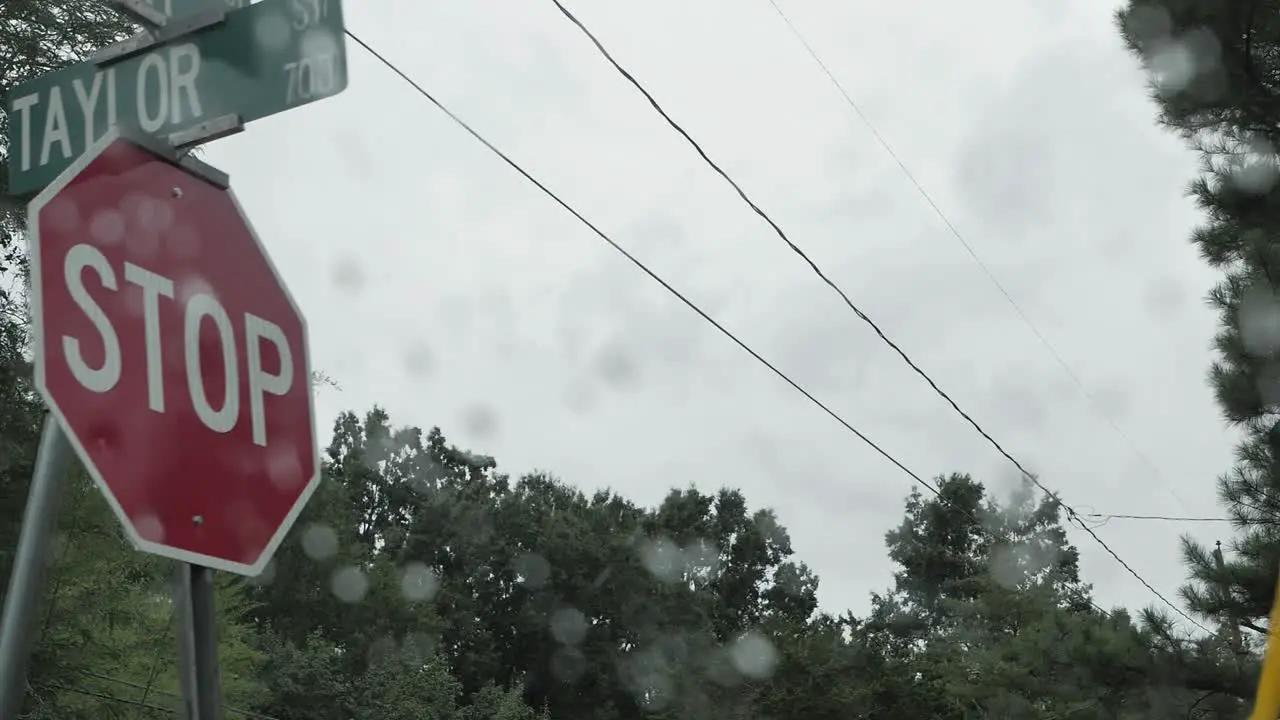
<box><xmin>25</xmin><ymin>126</ymin><xmax>320</xmax><ymax>579</ymax></box>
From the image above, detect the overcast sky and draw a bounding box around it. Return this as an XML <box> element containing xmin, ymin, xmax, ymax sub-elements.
<box><xmin>202</xmin><ymin>0</ymin><xmax>1235</xmax><ymax>621</ymax></box>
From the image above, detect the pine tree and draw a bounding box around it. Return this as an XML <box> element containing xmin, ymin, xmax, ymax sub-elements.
<box><xmin>1118</xmin><ymin>0</ymin><xmax>1280</xmax><ymax>654</ymax></box>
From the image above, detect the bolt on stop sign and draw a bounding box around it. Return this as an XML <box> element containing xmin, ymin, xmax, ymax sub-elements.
<box><xmin>26</xmin><ymin>131</ymin><xmax>318</xmax><ymax>576</ymax></box>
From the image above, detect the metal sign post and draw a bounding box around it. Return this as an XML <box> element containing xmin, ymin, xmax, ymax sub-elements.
<box><xmin>176</xmin><ymin>564</ymin><xmax>223</xmax><ymax>719</ymax></box>
<box><xmin>0</xmin><ymin>418</ymin><xmax>75</xmax><ymax>719</ymax></box>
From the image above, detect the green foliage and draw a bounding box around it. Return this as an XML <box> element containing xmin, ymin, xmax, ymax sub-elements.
<box><xmin>236</xmin><ymin>413</ymin><xmax>1247</xmax><ymax>720</ymax></box>
<box><xmin>0</xmin><ymin>392</ymin><xmax>1252</xmax><ymax>720</ymax></box>
<box><xmin>1118</xmin><ymin>0</ymin><xmax>1280</xmax><ymax>671</ymax></box>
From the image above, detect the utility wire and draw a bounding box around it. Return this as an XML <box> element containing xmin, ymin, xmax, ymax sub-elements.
<box><xmin>343</xmin><ymin>28</ymin><xmax>937</xmax><ymax>499</ymax></box>
<box><xmin>343</xmin><ymin>28</ymin><xmax>1208</xmax><ymax>632</ymax></box>
<box><xmin>340</xmin><ymin>25</ymin><xmax>1057</xmax><ymax>610</ymax></box>
<box><xmin>40</xmin><ymin>683</ymin><xmax>174</xmax><ymax>714</ymax></box>
<box><xmin>1084</xmin><ymin>513</ymin><xmax>1235</xmax><ymax>523</ymax></box>
<box><xmin>526</xmin><ymin>2</ymin><xmax>1206</xmax><ymax>632</ymax></box>
<box><xmin>78</xmin><ymin>671</ymin><xmax>279</xmax><ymax>720</ymax></box>
<box><xmin>761</xmin><ymin>0</ymin><xmax>1190</xmax><ymax>513</ymax></box>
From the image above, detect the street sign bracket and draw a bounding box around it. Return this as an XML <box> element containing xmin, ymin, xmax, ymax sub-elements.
<box><xmin>170</xmin><ymin>114</ymin><xmax>244</xmax><ymax>150</ymax></box>
<box><xmin>94</xmin><ymin>6</ymin><xmax>228</xmax><ymax>66</ymax></box>
<box><xmin>114</xmin><ymin>125</ymin><xmax>234</xmax><ymax>189</ymax></box>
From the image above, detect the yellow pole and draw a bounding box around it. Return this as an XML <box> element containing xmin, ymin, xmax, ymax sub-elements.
<box><xmin>1250</xmin><ymin>571</ymin><xmax>1280</xmax><ymax>720</ymax></box>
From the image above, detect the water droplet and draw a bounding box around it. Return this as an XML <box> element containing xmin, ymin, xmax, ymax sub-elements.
<box><xmin>135</xmin><ymin>513</ymin><xmax>165</xmax><ymax>543</ymax></box>
<box><xmin>1233</xmin><ymin>161</ymin><xmax>1279</xmax><ymax>195</ymax></box>
<box><xmin>462</xmin><ymin>404</ymin><xmax>499</xmax><ymax>439</ymax></box>
<box><xmin>330</xmin><ymin>565</ymin><xmax>368</xmax><ymax>603</ymax></box>
<box><xmin>513</xmin><ymin>552</ymin><xmax>551</xmax><ymax>589</ymax></box>
<box><xmin>1148</xmin><ymin>40</ymin><xmax>1196</xmax><ymax>94</ymax></box>
<box><xmin>728</xmin><ymin>631</ymin><xmax>777</xmax><ymax>680</ymax></box>
<box><xmin>266</xmin><ymin>444</ymin><xmax>304</xmax><ymax>490</ymax></box>
<box><xmin>253</xmin><ymin>12</ymin><xmax>291</xmax><ymax>51</ymax></box>
<box><xmin>136</xmin><ymin>193</ymin><xmax>173</xmax><ymax>233</ymax></box>
<box><xmin>300</xmin><ymin>523</ymin><xmax>338</xmax><ymax>560</ymax></box>
<box><xmin>89</xmin><ymin>209</ymin><xmax>125</xmax><ymax>245</ymax></box>
<box><xmin>639</xmin><ymin>537</ymin><xmax>681</xmax><ymax>582</ymax></box>
<box><xmin>595</xmin><ymin>343</ymin><xmax>638</xmax><ymax>388</ymax></box>
<box><xmin>1239</xmin><ymin>284</ymin><xmax>1280</xmax><ymax>356</ymax></box>
<box><xmin>331</xmin><ymin>254</ymin><xmax>364</xmax><ymax>294</ymax></box>
<box><xmin>550</xmin><ymin>607</ymin><xmax>588</xmax><ymax>645</ymax></box>
<box><xmin>176</xmin><ymin>275</ymin><xmax>215</xmax><ymax>304</ymax></box>
<box><xmin>403</xmin><ymin>343</ymin><xmax>434</xmax><ymax>378</ymax></box>
<box><xmin>400</xmin><ymin>562</ymin><xmax>439</xmax><ymax>602</ymax></box>
<box><xmin>684</xmin><ymin>538</ymin><xmax>720</xmax><ymax>579</ymax></box>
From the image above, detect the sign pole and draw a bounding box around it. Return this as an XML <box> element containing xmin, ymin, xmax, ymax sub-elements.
<box><xmin>175</xmin><ymin>563</ymin><xmax>222</xmax><ymax>720</ymax></box>
<box><xmin>0</xmin><ymin>417</ymin><xmax>74</xmax><ymax>719</ymax></box>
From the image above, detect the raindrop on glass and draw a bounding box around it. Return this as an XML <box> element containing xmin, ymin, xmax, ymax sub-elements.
<box><xmin>330</xmin><ymin>565</ymin><xmax>368</xmax><ymax>603</ymax></box>
<box><xmin>331</xmin><ymin>254</ymin><xmax>364</xmax><ymax>295</ymax></box>
<box><xmin>135</xmin><ymin>513</ymin><xmax>165</xmax><ymax>543</ymax></box>
<box><xmin>301</xmin><ymin>523</ymin><xmax>338</xmax><ymax>560</ymax></box>
<box><xmin>550</xmin><ymin>607</ymin><xmax>589</xmax><ymax>646</ymax></box>
<box><xmin>728</xmin><ymin>631</ymin><xmax>777</xmax><ymax>680</ymax></box>
<box><xmin>639</xmin><ymin>537</ymin><xmax>681</xmax><ymax>582</ymax></box>
<box><xmin>514</xmin><ymin>552</ymin><xmax>551</xmax><ymax>589</ymax></box>
<box><xmin>400</xmin><ymin>562</ymin><xmax>439</xmax><ymax>602</ymax></box>
<box><xmin>461</xmin><ymin>404</ymin><xmax>499</xmax><ymax>439</ymax></box>
<box><xmin>89</xmin><ymin>209</ymin><xmax>125</xmax><ymax>245</ymax></box>
<box><xmin>403</xmin><ymin>343</ymin><xmax>435</xmax><ymax>378</ymax></box>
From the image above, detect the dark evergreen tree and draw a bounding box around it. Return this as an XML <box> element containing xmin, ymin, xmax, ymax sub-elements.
<box><xmin>1118</xmin><ymin>0</ymin><xmax>1280</xmax><ymax>659</ymax></box>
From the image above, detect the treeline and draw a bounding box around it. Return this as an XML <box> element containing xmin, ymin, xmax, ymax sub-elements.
<box><xmin>0</xmin><ymin>401</ymin><xmax>1258</xmax><ymax>719</ymax></box>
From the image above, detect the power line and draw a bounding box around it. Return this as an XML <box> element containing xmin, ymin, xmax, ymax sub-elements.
<box><xmin>761</xmin><ymin>0</ymin><xmax>1190</xmax><ymax>513</ymax></box>
<box><xmin>538</xmin><ymin>1</ymin><xmax>1207</xmax><ymax>632</ymax></box>
<box><xmin>78</xmin><ymin>671</ymin><xmax>279</xmax><ymax>720</ymax></box>
<box><xmin>1084</xmin><ymin>513</ymin><xmax>1235</xmax><ymax>523</ymax></box>
<box><xmin>343</xmin><ymin>28</ymin><xmax>1208</xmax><ymax>633</ymax></box>
<box><xmin>543</xmin><ymin>0</ymin><xmax>1032</xmax><ymax>479</ymax></box>
<box><xmin>341</xmin><ymin>28</ymin><xmax>938</xmax><ymax>499</ymax></box>
<box><xmin>40</xmin><ymin>683</ymin><xmax>174</xmax><ymax>714</ymax></box>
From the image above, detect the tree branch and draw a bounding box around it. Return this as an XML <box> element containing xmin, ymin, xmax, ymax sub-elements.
<box><xmin>1240</xmin><ymin>618</ymin><xmax>1270</xmax><ymax>635</ymax></box>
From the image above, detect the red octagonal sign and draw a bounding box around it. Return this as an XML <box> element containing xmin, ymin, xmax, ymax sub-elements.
<box><xmin>27</xmin><ymin>132</ymin><xmax>319</xmax><ymax>576</ymax></box>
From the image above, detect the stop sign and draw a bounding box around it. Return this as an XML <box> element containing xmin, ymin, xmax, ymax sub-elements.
<box><xmin>26</xmin><ymin>132</ymin><xmax>319</xmax><ymax>576</ymax></box>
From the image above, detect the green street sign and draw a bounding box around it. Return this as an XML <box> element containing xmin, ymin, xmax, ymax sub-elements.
<box><xmin>6</xmin><ymin>0</ymin><xmax>346</xmax><ymax>196</ymax></box>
